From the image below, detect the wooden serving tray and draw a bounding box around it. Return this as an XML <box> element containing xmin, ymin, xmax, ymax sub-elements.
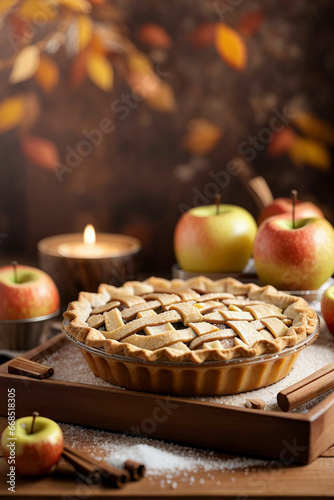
<box><xmin>0</xmin><ymin>333</ymin><xmax>333</xmax><ymax>465</ymax></box>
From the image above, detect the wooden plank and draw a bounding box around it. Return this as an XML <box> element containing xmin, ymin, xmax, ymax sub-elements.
<box><xmin>1</xmin><ymin>443</ymin><xmax>334</xmax><ymax>499</ymax></box>
<box><xmin>307</xmin><ymin>390</ymin><xmax>334</xmax><ymax>462</ymax></box>
<box><xmin>0</xmin><ymin>368</ymin><xmax>311</xmax><ymax>464</ymax></box>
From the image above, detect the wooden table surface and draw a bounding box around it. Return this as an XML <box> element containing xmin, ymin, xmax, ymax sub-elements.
<box><xmin>1</xmin><ymin>416</ymin><xmax>334</xmax><ymax>499</ymax></box>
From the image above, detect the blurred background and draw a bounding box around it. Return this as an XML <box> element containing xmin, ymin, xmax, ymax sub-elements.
<box><xmin>0</xmin><ymin>0</ymin><xmax>334</xmax><ymax>274</ymax></box>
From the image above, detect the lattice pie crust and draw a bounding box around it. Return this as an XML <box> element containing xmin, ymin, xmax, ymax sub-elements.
<box><xmin>63</xmin><ymin>277</ymin><xmax>318</xmax><ymax>364</ymax></box>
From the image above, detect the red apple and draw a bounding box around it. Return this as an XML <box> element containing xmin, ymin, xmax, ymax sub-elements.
<box><xmin>174</xmin><ymin>204</ymin><xmax>257</xmax><ymax>272</ymax></box>
<box><xmin>258</xmin><ymin>198</ymin><xmax>324</xmax><ymax>226</ymax></box>
<box><xmin>253</xmin><ymin>216</ymin><xmax>334</xmax><ymax>290</ymax></box>
<box><xmin>321</xmin><ymin>286</ymin><xmax>334</xmax><ymax>335</ymax></box>
<box><xmin>1</xmin><ymin>413</ymin><xmax>63</xmax><ymax>477</ymax></box>
<box><xmin>0</xmin><ymin>264</ymin><xmax>60</xmax><ymax>320</ymax></box>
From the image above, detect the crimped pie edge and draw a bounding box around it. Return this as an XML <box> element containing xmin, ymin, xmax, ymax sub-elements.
<box><xmin>63</xmin><ymin>277</ymin><xmax>318</xmax><ymax>364</ymax></box>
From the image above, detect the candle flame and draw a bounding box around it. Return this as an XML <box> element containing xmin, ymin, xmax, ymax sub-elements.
<box><xmin>83</xmin><ymin>224</ymin><xmax>96</xmax><ymax>246</ymax></box>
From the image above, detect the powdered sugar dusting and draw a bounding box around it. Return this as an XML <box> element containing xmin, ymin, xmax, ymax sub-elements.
<box><xmin>59</xmin><ymin>423</ymin><xmax>269</xmax><ymax>478</ymax></box>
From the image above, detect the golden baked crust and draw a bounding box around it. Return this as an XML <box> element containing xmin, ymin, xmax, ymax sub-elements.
<box><xmin>63</xmin><ymin>277</ymin><xmax>318</xmax><ymax>364</ymax></box>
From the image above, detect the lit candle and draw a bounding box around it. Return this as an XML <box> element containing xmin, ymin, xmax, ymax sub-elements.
<box><xmin>38</xmin><ymin>228</ymin><xmax>142</xmax><ymax>304</ymax></box>
<box><xmin>56</xmin><ymin>225</ymin><xmax>132</xmax><ymax>259</ymax></box>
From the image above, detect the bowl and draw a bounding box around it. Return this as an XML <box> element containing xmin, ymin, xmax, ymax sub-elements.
<box><xmin>0</xmin><ymin>310</ymin><xmax>60</xmax><ymax>351</ymax></box>
<box><xmin>64</xmin><ymin>316</ymin><xmax>320</xmax><ymax>396</ymax></box>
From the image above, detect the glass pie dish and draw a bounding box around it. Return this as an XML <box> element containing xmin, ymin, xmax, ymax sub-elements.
<box><xmin>63</xmin><ymin>316</ymin><xmax>320</xmax><ymax>396</ymax></box>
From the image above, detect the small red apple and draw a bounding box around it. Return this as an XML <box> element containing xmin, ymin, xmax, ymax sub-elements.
<box><xmin>0</xmin><ymin>264</ymin><xmax>60</xmax><ymax>320</ymax></box>
<box><xmin>1</xmin><ymin>412</ymin><xmax>63</xmax><ymax>477</ymax></box>
<box><xmin>258</xmin><ymin>198</ymin><xmax>324</xmax><ymax>226</ymax></box>
<box><xmin>253</xmin><ymin>216</ymin><xmax>334</xmax><ymax>290</ymax></box>
<box><xmin>321</xmin><ymin>286</ymin><xmax>334</xmax><ymax>335</ymax></box>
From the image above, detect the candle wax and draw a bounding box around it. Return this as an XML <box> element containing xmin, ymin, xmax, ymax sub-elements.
<box><xmin>57</xmin><ymin>242</ymin><xmax>124</xmax><ymax>258</ymax></box>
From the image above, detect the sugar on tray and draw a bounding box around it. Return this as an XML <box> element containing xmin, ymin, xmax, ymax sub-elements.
<box><xmin>105</xmin><ymin>443</ymin><xmax>269</xmax><ymax>476</ymax></box>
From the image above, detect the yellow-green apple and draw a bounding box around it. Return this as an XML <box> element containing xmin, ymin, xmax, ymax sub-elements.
<box><xmin>254</xmin><ymin>216</ymin><xmax>334</xmax><ymax>290</ymax></box>
<box><xmin>321</xmin><ymin>286</ymin><xmax>334</xmax><ymax>335</ymax></box>
<box><xmin>0</xmin><ymin>264</ymin><xmax>60</xmax><ymax>320</ymax></box>
<box><xmin>1</xmin><ymin>414</ymin><xmax>63</xmax><ymax>477</ymax></box>
<box><xmin>174</xmin><ymin>204</ymin><xmax>257</xmax><ymax>272</ymax></box>
<box><xmin>258</xmin><ymin>198</ymin><xmax>324</xmax><ymax>226</ymax></box>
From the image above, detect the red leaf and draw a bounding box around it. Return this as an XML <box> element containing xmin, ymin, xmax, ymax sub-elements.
<box><xmin>267</xmin><ymin>128</ymin><xmax>297</xmax><ymax>157</ymax></box>
<box><xmin>20</xmin><ymin>135</ymin><xmax>60</xmax><ymax>170</ymax></box>
<box><xmin>187</xmin><ymin>22</ymin><xmax>216</xmax><ymax>48</ymax></box>
<box><xmin>69</xmin><ymin>49</ymin><xmax>89</xmax><ymax>88</ymax></box>
<box><xmin>136</xmin><ymin>23</ymin><xmax>172</xmax><ymax>48</ymax></box>
<box><xmin>237</xmin><ymin>10</ymin><xmax>265</xmax><ymax>38</ymax></box>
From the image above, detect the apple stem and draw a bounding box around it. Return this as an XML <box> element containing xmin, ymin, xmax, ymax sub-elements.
<box><xmin>29</xmin><ymin>411</ymin><xmax>39</xmax><ymax>434</ymax></box>
<box><xmin>291</xmin><ymin>190</ymin><xmax>298</xmax><ymax>229</ymax></box>
<box><xmin>215</xmin><ymin>194</ymin><xmax>221</xmax><ymax>215</ymax></box>
<box><xmin>12</xmin><ymin>261</ymin><xmax>18</xmax><ymax>284</ymax></box>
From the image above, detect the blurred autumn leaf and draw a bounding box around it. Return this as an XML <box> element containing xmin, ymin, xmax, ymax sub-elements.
<box><xmin>0</xmin><ymin>0</ymin><xmax>18</xmax><ymax>16</ymax></box>
<box><xmin>215</xmin><ymin>23</ymin><xmax>247</xmax><ymax>71</ymax></box>
<box><xmin>58</xmin><ymin>0</ymin><xmax>91</xmax><ymax>14</ymax></box>
<box><xmin>237</xmin><ymin>10</ymin><xmax>265</xmax><ymax>38</ymax></box>
<box><xmin>20</xmin><ymin>135</ymin><xmax>60</xmax><ymax>170</ymax></box>
<box><xmin>86</xmin><ymin>53</ymin><xmax>113</xmax><ymax>91</ymax></box>
<box><xmin>267</xmin><ymin>128</ymin><xmax>297</xmax><ymax>157</ymax></box>
<box><xmin>182</xmin><ymin>119</ymin><xmax>223</xmax><ymax>155</ymax></box>
<box><xmin>187</xmin><ymin>22</ymin><xmax>215</xmax><ymax>48</ymax></box>
<box><xmin>136</xmin><ymin>23</ymin><xmax>172</xmax><ymax>48</ymax></box>
<box><xmin>34</xmin><ymin>55</ymin><xmax>60</xmax><ymax>93</ymax></box>
<box><xmin>0</xmin><ymin>95</ymin><xmax>25</xmax><ymax>134</ymax></box>
<box><xmin>69</xmin><ymin>49</ymin><xmax>89</xmax><ymax>88</ymax></box>
<box><xmin>145</xmin><ymin>82</ymin><xmax>177</xmax><ymax>113</ymax></box>
<box><xmin>9</xmin><ymin>45</ymin><xmax>40</xmax><ymax>83</ymax></box>
<box><xmin>289</xmin><ymin>138</ymin><xmax>331</xmax><ymax>171</ymax></box>
<box><xmin>77</xmin><ymin>15</ymin><xmax>92</xmax><ymax>51</ymax></box>
<box><xmin>18</xmin><ymin>0</ymin><xmax>58</xmax><ymax>21</ymax></box>
<box><xmin>292</xmin><ymin>113</ymin><xmax>334</xmax><ymax>145</ymax></box>
<box><xmin>19</xmin><ymin>93</ymin><xmax>41</xmax><ymax>133</ymax></box>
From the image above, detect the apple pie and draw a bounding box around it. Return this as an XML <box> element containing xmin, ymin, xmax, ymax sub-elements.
<box><xmin>64</xmin><ymin>276</ymin><xmax>317</xmax><ymax>363</ymax></box>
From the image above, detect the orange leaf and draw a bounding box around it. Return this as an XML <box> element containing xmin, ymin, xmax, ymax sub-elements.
<box><xmin>86</xmin><ymin>53</ymin><xmax>113</xmax><ymax>91</ymax></box>
<box><xmin>288</xmin><ymin>137</ymin><xmax>331</xmax><ymax>171</ymax></box>
<box><xmin>20</xmin><ymin>135</ymin><xmax>60</xmax><ymax>170</ymax></box>
<box><xmin>292</xmin><ymin>113</ymin><xmax>334</xmax><ymax>145</ymax></box>
<box><xmin>237</xmin><ymin>10</ymin><xmax>265</xmax><ymax>38</ymax></box>
<box><xmin>0</xmin><ymin>95</ymin><xmax>25</xmax><ymax>134</ymax></box>
<box><xmin>215</xmin><ymin>23</ymin><xmax>247</xmax><ymax>71</ymax></box>
<box><xmin>17</xmin><ymin>0</ymin><xmax>58</xmax><ymax>21</ymax></box>
<box><xmin>267</xmin><ymin>128</ymin><xmax>297</xmax><ymax>157</ymax></box>
<box><xmin>146</xmin><ymin>82</ymin><xmax>177</xmax><ymax>113</ymax></box>
<box><xmin>0</xmin><ymin>1</ymin><xmax>19</xmax><ymax>16</ymax></box>
<box><xmin>128</xmin><ymin>52</ymin><xmax>154</xmax><ymax>74</ymax></box>
<box><xmin>34</xmin><ymin>55</ymin><xmax>59</xmax><ymax>93</ymax></box>
<box><xmin>136</xmin><ymin>23</ymin><xmax>172</xmax><ymax>48</ymax></box>
<box><xmin>78</xmin><ymin>15</ymin><xmax>92</xmax><ymax>51</ymax></box>
<box><xmin>127</xmin><ymin>70</ymin><xmax>160</xmax><ymax>98</ymax></box>
<box><xmin>182</xmin><ymin>119</ymin><xmax>223</xmax><ymax>155</ymax></box>
<box><xmin>187</xmin><ymin>23</ymin><xmax>215</xmax><ymax>48</ymax></box>
<box><xmin>57</xmin><ymin>0</ymin><xmax>91</xmax><ymax>13</ymax></box>
<box><xmin>9</xmin><ymin>45</ymin><xmax>40</xmax><ymax>84</ymax></box>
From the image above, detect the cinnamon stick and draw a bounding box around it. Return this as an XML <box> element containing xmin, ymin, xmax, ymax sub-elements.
<box><xmin>277</xmin><ymin>361</ymin><xmax>334</xmax><ymax>412</ymax></box>
<box><xmin>15</xmin><ymin>357</ymin><xmax>54</xmax><ymax>376</ymax></box>
<box><xmin>8</xmin><ymin>358</ymin><xmax>53</xmax><ymax>379</ymax></box>
<box><xmin>62</xmin><ymin>448</ymin><xmax>101</xmax><ymax>484</ymax></box>
<box><xmin>124</xmin><ymin>460</ymin><xmax>146</xmax><ymax>480</ymax></box>
<box><xmin>63</xmin><ymin>445</ymin><xmax>129</xmax><ymax>488</ymax></box>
